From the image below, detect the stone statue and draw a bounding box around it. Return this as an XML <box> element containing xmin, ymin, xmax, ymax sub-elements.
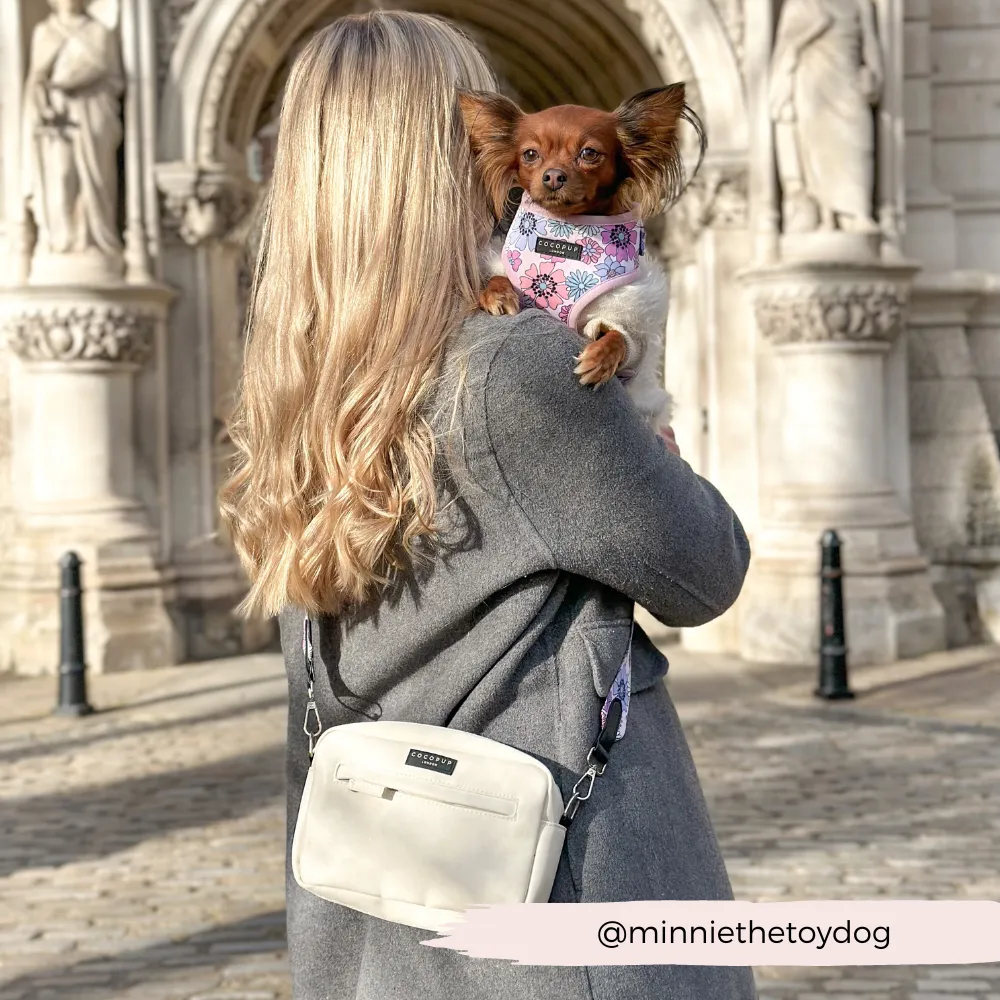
<box><xmin>22</xmin><ymin>0</ymin><xmax>124</xmax><ymax>269</ymax></box>
<box><xmin>769</xmin><ymin>0</ymin><xmax>883</xmax><ymax>235</ymax></box>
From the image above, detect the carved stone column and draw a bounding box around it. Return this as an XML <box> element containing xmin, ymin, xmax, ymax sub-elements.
<box><xmin>153</xmin><ymin>162</ymin><xmax>273</xmax><ymax>660</ymax></box>
<box><xmin>738</xmin><ymin>259</ymin><xmax>945</xmax><ymax>665</ymax></box>
<box><xmin>661</xmin><ymin>161</ymin><xmax>756</xmax><ymax>656</ymax></box>
<box><xmin>0</xmin><ymin>284</ymin><xmax>179</xmax><ymax>674</ymax></box>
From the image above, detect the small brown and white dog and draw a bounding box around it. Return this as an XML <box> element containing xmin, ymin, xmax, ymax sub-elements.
<box><xmin>458</xmin><ymin>84</ymin><xmax>703</xmax><ymax>427</ymax></box>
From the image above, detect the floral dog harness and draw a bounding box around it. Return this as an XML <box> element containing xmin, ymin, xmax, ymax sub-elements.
<box><xmin>502</xmin><ymin>191</ymin><xmax>645</xmax><ymax>331</ymax></box>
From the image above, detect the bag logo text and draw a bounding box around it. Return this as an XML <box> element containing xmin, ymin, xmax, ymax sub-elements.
<box><xmin>405</xmin><ymin>749</ymin><xmax>458</xmax><ymax>775</ymax></box>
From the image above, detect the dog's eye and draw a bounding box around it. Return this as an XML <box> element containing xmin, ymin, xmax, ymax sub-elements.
<box><xmin>580</xmin><ymin>148</ymin><xmax>602</xmax><ymax>162</ymax></box>
<box><xmin>521</xmin><ymin>149</ymin><xmax>539</xmax><ymax>163</ymax></box>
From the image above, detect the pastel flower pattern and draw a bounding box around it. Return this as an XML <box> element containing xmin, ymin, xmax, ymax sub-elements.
<box><xmin>512</xmin><ymin>210</ymin><xmax>547</xmax><ymax>251</ymax></box>
<box><xmin>565</xmin><ymin>269</ymin><xmax>600</xmax><ymax>301</ymax></box>
<box><xmin>601</xmin><ymin>222</ymin><xmax>639</xmax><ymax>263</ymax></box>
<box><xmin>502</xmin><ymin>193</ymin><xmax>645</xmax><ymax>330</ymax></box>
<box><xmin>580</xmin><ymin>237</ymin><xmax>603</xmax><ymax>265</ymax></box>
<box><xmin>519</xmin><ymin>261</ymin><xmax>567</xmax><ymax>310</ymax></box>
<box><xmin>600</xmin><ymin>653</ymin><xmax>631</xmax><ymax>741</ymax></box>
<box><xmin>547</xmin><ymin>219</ymin><xmax>575</xmax><ymax>238</ymax></box>
<box><xmin>596</xmin><ymin>259</ymin><xmax>627</xmax><ymax>280</ymax></box>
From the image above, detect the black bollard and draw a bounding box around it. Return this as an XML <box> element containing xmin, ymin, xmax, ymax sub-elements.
<box><xmin>54</xmin><ymin>551</ymin><xmax>94</xmax><ymax>717</ymax></box>
<box><xmin>815</xmin><ymin>529</ymin><xmax>854</xmax><ymax>700</ymax></box>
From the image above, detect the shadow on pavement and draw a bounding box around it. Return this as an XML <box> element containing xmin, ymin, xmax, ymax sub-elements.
<box><xmin>0</xmin><ymin>691</ymin><xmax>288</xmax><ymax>766</ymax></box>
<box><xmin>0</xmin><ymin>910</ymin><xmax>288</xmax><ymax>999</ymax></box>
<box><xmin>0</xmin><ymin>743</ymin><xmax>285</xmax><ymax>879</ymax></box>
<box><xmin>100</xmin><ymin>672</ymin><xmax>285</xmax><ymax>714</ymax></box>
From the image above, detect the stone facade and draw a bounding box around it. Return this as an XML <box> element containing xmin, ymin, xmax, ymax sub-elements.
<box><xmin>0</xmin><ymin>0</ymin><xmax>998</xmax><ymax>673</ymax></box>
<box><xmin>900</xmin><ymin>1</ymin><xmax>1000</xmax><ymax>647</ymax></box>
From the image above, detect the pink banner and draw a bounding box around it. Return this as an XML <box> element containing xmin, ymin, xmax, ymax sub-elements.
<box><xmin>423</xmin><ymin>900</ymin><xmax>1000</xmax><ymax>966</ymax></box>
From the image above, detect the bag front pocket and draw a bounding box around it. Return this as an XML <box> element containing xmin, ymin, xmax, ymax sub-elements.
<box><xmin>334</xmin><ymin>761</ymin><xmax>518</xmax><ymax>819</ymax></box>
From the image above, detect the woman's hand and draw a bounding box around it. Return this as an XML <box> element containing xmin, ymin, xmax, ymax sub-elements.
<box><xmin>658</xmin><ymin>425</ymin><xmax>681</xmax><ymax>457</ymax></box>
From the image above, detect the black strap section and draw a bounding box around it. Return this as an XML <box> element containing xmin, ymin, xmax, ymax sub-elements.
<box><xmin>303</xmin><ymin>617</ymin><xmax>316</xmax><ymax>689</ymax></box>
<box><xmin>559</xmin><ymin>697</ymin><xmax>626</xmax><ymax>828</ymax></box>
<box><xmin>590</xmin><ymin>697</ymin><xmax>622</xmax><ymax>769</ymax></box>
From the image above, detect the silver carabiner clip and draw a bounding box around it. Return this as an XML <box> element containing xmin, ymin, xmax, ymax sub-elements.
<box><xmin>303</xmin><ymin>698</ymin><xmax>322</xmax><ymax>759</ymax></box>
<box><xmin>561</xmin><ymin>764</ymin><xmax>599</xmax><ymax>825</ymax></box>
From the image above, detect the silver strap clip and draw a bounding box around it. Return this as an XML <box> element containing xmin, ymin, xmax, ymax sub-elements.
<box><xmin>303</xmin><ymin>694</ymin><xmax>322</xmax><ymax>759</ymax></box>
<box><xmin>561</xmin><ymin>763</ymin><xmax>600</xmax><ymax>825</ymax></box>
<box><xmin>302</xmin><ymin>617</ymin><xmax>322</xmax><ymax>759</ymax></box>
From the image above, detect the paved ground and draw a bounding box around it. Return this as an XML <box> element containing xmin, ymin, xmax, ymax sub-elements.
<box><xmin>0</xmin><ymin>641</ymin><xmax>998</xmax><ymax>999</ymax></box>
<box><xmin>666</xmin><ymin>645</ymin><xmax>1000</xmax><ymax>1000</ymax></box>
<box><xmin>0</xmin><ymin>656</ymin><xmax>289</xmax><ymax>1000</ymax></box>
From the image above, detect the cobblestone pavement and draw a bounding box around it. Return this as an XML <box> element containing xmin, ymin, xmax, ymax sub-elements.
<box><xmin>667</xmin><ymin>646</ymin><xmax>1000</xmax><ymax>1000</ymax></box>
<box><xmin>0</xmin><ymin>644</ymin><xmax>998</xmax><ymax>999</ymax></box>
<box><xmin>0</xmin><ymin>656</ymin><xmax>289</xmax><ymax>1000</ymax></box>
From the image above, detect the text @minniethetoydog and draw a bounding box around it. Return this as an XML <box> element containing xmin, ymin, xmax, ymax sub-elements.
<box><xmin>423</xmin><ymin>900</ymin><xmax>1000</xmax><ymax>965</ymax></box>
<box><xmin>595</xmin><ymin>918</ymin><xmax>888</xmax><ymax>950</ymax></box>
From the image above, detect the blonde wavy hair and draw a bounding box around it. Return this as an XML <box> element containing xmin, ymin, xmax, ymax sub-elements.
<box><xmin>219</xmin><ymin>11</ymin><xmax>498</xmax><ymax>619</ymax></box>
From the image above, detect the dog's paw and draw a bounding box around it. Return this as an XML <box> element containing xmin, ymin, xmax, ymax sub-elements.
<box><xmin>574</xmin><ymin>324</ymin><xmax>628</xmax><ymax>387</ymax></box>
<box><xmin>478</xmin><ymin>276</ymin><xmax>521</xmax><ymax>316</ymax></box>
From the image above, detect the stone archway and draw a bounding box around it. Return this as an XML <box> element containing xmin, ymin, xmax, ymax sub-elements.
<box><xmin>159</xmin><ymin>0</ymin><xmax>747</xmax><ymax>174</ymax></box>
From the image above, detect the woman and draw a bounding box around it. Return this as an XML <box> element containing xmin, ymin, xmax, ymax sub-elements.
<box><xmin>220</xmin><ymin>11</ymin><xmax>756</xmax><ymax>1000</ymax></box>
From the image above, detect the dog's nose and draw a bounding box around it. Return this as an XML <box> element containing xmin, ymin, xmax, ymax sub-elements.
<box><xmin>542</xmin><ymin>169</ymin><xmax>567</xmax><ymax>191</ymax></box>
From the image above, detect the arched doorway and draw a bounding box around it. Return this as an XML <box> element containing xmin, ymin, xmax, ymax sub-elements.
<box><xmin>160</xmin><ymin>0</ymin><xmax>747</xmax><ymax>168</ymax></box>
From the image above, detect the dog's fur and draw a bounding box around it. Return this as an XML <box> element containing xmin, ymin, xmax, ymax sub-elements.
<box><xmin>458</xmin><ymin>85</ymin><xmax>704</xmax><ymax>427</ymax></box>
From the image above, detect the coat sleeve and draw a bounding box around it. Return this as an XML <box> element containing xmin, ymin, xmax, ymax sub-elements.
<box><xmin>483</xmin><ymin>314</ymin><xmax>751</xmax><ymax>627</ymax></box>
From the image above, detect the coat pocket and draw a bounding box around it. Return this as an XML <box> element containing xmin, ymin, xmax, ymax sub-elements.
<box><xmin>579</xmin><ymin>618</ymin><xmax>669</xmax><ymax>700</ymax></box>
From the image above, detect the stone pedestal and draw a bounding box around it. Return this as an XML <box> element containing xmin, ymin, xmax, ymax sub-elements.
<box><xmin>739</xmin><ymin>257</ymin><xmax>946</xmax><ymax>665</ymax></box>
<box><xmin>0</xmin><ymin>283</ymin><xmax>179</xmax><ymax>674</ymax></box>
<box><xmin>29</xmin><ymin>247</ymin><xmax>125</xmax><ymax>287</ymax></box>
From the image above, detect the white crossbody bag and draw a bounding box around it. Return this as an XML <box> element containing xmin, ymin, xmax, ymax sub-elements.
<box><xmin>291</xmin><ymin>614</ymin><xmax>634</xmax><ymax>932</ymax></box>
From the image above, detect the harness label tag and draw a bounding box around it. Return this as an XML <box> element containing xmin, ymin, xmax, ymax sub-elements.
<box><xmin>534</xmin><ymin>236</ymin><xmax>583</xmax><ymax>260</ymax></box>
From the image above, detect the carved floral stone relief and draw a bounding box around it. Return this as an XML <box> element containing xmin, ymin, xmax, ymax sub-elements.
<box><xmin>2</xmin><ymin>305</ymin><xmax>156</xmax><ymax>364</ymax></box>
<box><xmin>751</xmin><ymin>280</ymin><xmax>909</xmax><ymax>345</ymax></box>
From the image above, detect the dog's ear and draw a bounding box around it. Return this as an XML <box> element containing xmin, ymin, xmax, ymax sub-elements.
<box><xmin>614</xmin><ymin>84</ymin><xmax>704</xmax><ymax>216</ymax></box>
<box><xmin>457</xmin><ymin>90</ymin><xmax>524</xmax><ymax>219</ymax></box>
<box><xmin>457</xmin><ymin>90</ymin><xmax>522</xmax><ymax>153</ymax></box>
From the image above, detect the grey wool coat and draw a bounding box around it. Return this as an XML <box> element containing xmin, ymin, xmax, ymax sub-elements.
<box><xmin>279</xmin><ymin>309</ymin><xmax>757</xmax><ymax>1000</ymax></box>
